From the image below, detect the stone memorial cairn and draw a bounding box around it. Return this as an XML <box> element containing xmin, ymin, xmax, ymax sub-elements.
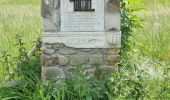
<box><xmin>41</xmin><ymin>0</ymin><xmax>121</xmax><ymax>81</ymax></box>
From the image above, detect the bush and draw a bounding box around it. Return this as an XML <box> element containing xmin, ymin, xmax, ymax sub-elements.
<box><xmin>0</xmin><ymin>34</ymin><xmax>41</xmax><ymax>82</ymax></box>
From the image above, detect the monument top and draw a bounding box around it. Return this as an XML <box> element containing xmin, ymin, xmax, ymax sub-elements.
<box><xmin>42</xmin><ymin>0</ymin><xmax>121</xmax><ymax>48</ymax></box>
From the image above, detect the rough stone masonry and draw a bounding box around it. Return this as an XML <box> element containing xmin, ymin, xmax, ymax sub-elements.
<box><xmin>41</xmin><ymin>0</ymin><xmax>121</xmax><ymax>81</ymax></box>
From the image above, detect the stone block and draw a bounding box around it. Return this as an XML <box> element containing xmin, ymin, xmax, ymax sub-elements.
<box><xmin>65</xmin><ymin>67</ymin><xmax>77</xmax><ymax>76</ymax></box>
<box><xmin>43</xmin><ymin>32</ymin><xmax>121</xmax><ymax>48</ymax></box>
<box><xmin>44</xmin><ymin>49</ymin><xmax>55</xmax><ymax>55</ymax></box>
<box><xmin>58</xmin><ymin>55</ymin><xmax>68</xmax><ymax>65</ymax></box>
<box><xmin>52</xmin><ymin>43</ymin><xmax>65</xmax><ymax>50</ymax></box>
<box><xmin>43</xmin><ymin>43</ymin><xmax>64</xmax><ymax>50</ymax></box>
<box><xmin>41</xmin><ymin>0</ymin><xmax>60</xmax><ymax>31</ymax></box>
<box><xmin>79</xmin><ymin>49</ymin><xmax>92</xmax><ymax>52</ymax></box>
<box><xmin>89</xmin><ymin>49</ymin><xmax>100</xmax><ymax>54</ymax></box>
<box><xmin>70</xmin><ymin>54</ymin><xmax>89</xmax><ymax>65</ymax></box>
<box><xmin>43</xmin><ymin>18</ymin><xmax>57</xmax><ymax>32</ymax></box>
<box><xmin>99</xmin><ymin>65</ymin><xmax>115</xmax><ymax>76</ymax></box>
<box><xmin>42</xmin><ymin>43</ymin><xmax>53</xmax><ymax>49</ymax></box>
<box><xmin>41</xmin><ymin>54</ymin><xmax>59</xmax><ymax>67</ymax></box>
<box><xmin>41</xmin><ymin>54</ymin><xmax>53</xmax><ymax>67</ymax></box>
<box><xmin>58</xmin><ymin>47</ymin><xmax>77</xmax><ymax>55</ymax></box>
<box><xmin>41</xmin><ymin>67</ymin><xmax>65</xmax><ymax>80</ymax></box>
<box><xmin>82</xmin><ymin>65</ymin><xmax>92</xmax><ymax>69</ymax></box>
<box><xmin>105</xmin><ymin>0</ymin><xmax>120</xmax><ymax>31</ymax></box>
<box><xmin>107</xmin><ymin>54</ymin><xmax>120</xmax><ymax>65</ymax></box>
<box><xmin>51</xmin><ymin>57</ymin><xmax>59</xmax><ymax>65</ymax></box>
<box><xmin>89</xmin><ymin>54</ymin><xmax>104</xmax><ymax>65</ymax></box>
<box><xmin>102</xmin><ymin>48</ymin><xmax>119</xmax><ymax>55</ymax></box>
<box><xmin>41</xmin><ymin>0</ymin><xmax>53</xmax><ymax>18</ymax></box>
<box><xmin>83</xmin><ymin>68</ymin><xmax>95</xmax><ymax>79</ymax></box>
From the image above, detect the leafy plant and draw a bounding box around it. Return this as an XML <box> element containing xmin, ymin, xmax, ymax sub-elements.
<box><xmin>0</xmin><ymin>34</ymin><xmax>41</xmax><ymax>82</ymax></box>
<box><xmin>0</xmin><ymin>66</ymin><xmax>111</xmax><ymax>100</ymax></box>
<box><xmin>14</xmin><ymin>34</ymin><xmax>41</xmax><ymax>79</ymax></box>
<box><xmin>120</xmin><ymin>0</ymin><xmax>143</xmax><ymax>60</ymax></box>
<box><xmin>0</xmin><ymin>51</ymin><xmax>14</xmax><ymax>81</ymax></box>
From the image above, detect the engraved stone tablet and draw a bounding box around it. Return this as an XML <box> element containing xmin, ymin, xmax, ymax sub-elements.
<box><xmin>61</xmin><ymin>0</ymin><xmax>104</xmax><ymax>32</ymax></box>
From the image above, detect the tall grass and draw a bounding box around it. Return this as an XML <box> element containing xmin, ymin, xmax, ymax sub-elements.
<box><xmin>0</xmin><ymin>2</ymin><xmax>42</xmax><ymax>55</ymax></box>
<box><xmin>132</xmin><ymin>0</ymin><xmax>170</xmax><ymax>61</ymax></box>
<box><xmin>141</xmin><ymin>0</ymin><xmax>170</xmax><ymax>6</ymax></box>
<box><xmin>0</xmin><ymin>0</ymin><xmax>40</xmax><ymax>6</ymax></box>
<box><xmin>0</xmin><ymin>0</ymin><xmax>42</xmax><ymax>81</ymax></box>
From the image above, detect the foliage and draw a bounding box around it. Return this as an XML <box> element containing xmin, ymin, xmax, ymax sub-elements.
<box><xmin>0</xmin><ymin>51</ymin><xmax>14</xmax><ymax>81</ymax></box>
<box><xmin>0</xmin><ymin>57</ymin><xmax>170</xmax><ymax>99</ymax></box>
<box><xmin>117</xmin><ymin>0</ymin><xmax>170</xmax><ymax>99</ymax></box>
<box><xmin>132</xmin><ymin>1</ymin><xmax>170</xmax><ymax>61</ymax></box>
<box><xmin>14</xmin><ymin>34</ymin><xmax>42</xmax><ymax>79</ymax></box>
<box><xmin>0</xmin><ymin>67</ymin><xmax>111</xmax><ymax>100</ymax></box>
<box><xmin>0</xmin><ymin>34</ymin><xmax>41</xmax><ymax>82</ymax></box>
<box><xmin>110</xmin><ymin>57</ymin><xmax>170</xmax><ymax>99</ymax></box>
<box><xmin>120</xmin><ymin>0</ymin><xmax>143</xmax><ymax>60</ymax></box>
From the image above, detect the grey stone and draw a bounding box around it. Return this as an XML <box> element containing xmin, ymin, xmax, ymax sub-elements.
<box><xmin>43</xmin><ymin>18</ymin><xmax>57</xmax><ymax>31</ymax></box>
<box><xmin>58</xmin><ymin>47</ymin><xmax>77</xmax><ymax>55</ymax></box>
<box><xmin>41</xmin><ymin>54</ymin><xmax>60</xmax><ymax>66</ymax></box>
<box><xmin>43</xmin><ymin>43</ymin><xmax>53</xmax><ymax>49</ymax></box>
<box><xmin>41</xmin><ymin>54</ymin><xmax>53</xmax><ymax>67</ymax></box>
<box><xmin>52</xmin><ymin>43</ymin><xmax>65</xmax><ymax>50</ymax></box>
<box><xmin>89</xmin><ymin>54</ymin><xmax>104</xmax><ymax>65</ymax></box>
<box><xmin>83</xmin><ymin>68</ymin><xmax>95</xmax><ymax>79</ymax></box>
<box><xmin>51</xmin><ymin>57</ymin><xmax>59</xmax><ymax>65</ymax></box>
<box><xmin>82</xmin><ymin>65</ymin><xmax>92</xmax><ymax>69</ymax></box>
<box><xmin>70</xmin><ymin>54</ymin><xmax>89</xmax><ymax>65</ymax></box>
<box><xmin>79</xmin><ymin>49</ymin><xmax>92</xmax><ymax>52</ymax></box>
<box><xmin>44</xmin><ymin>49</ymin><xmax>55</xmax><ymax>55</ymax></box>
<box><xmin>43</xmin><ymin>32</ymin><xmax>121</xmax><ymax>48</ymax></box>
<box><xmin>43</xmin><ymin>43</ymin><xmax>64</xmax><ymax>50</ymax></box>
<box><xmin>102</xmin><ymin>48</ymin><xmax>119</xmax><ymax>55</ymax></box>
<box><xmin>41</xmin><ymin>0</ymin><xmax>60</xmax><ymax>17</ymax></box>
<box><xmin>99</xmin><ymin>65</ymin><xmax>115</xmax><ymax>76</ymax></box>
<box><xmin>107</xmin><ymin>54</ymin><xmax>120</xmax><ymax>65</ymax></box>
<box><xmin>105</xmin><ymin>0</ymin><xmax>120</xmax><ymax>31</ymax></box>
<box><xmin>65</xmin><ymin>67</ymin><xmax>77</xmax><ymax>76</ymax></box>
<box><xmin>106</xmin><ymin>0</ymin><xmax>120</xmax><ymax>13</ymax></box>
<box><xmin>58</xmin><ymin>55</ymin><xmax>68</xmax><ymax>65</ymax></box>
<box><xmin>89</xmin><ymin>49</ymin><xmax>100</xmax><ymax>54</ymax></box>
<box><xmin>41</xmin><ymin>67</ymin><xmax>65</xmax><ymax>80</ymax></box>
<box><xmin>41</xmin><ymin>0</ymin><xmax>53</xmax><ymax>18</ymax></box>
<box><xmin>42</xmin><ymin>0</ymin><xmax>60</xmax><ymax>31</ymax></box>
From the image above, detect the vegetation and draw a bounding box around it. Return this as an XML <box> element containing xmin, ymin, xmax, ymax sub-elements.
<box><xmin>0</xmin><ymin>0</ymin><xmax>170</xmax><ymax>99</ymax></box>
<box><xmin>0</xmin><ymin>0</ymin><xmax>42</xmax><ymax>81</ymax></box>
<box><xmin>133</xmin><ymin>0</ymin><xmax>170</xmax><ymax>61</ymax></box>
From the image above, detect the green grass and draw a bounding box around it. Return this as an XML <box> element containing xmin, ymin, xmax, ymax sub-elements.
<box><xmin>0</xmin><ymin>0</ymin><xmax>40</xmax><ymax>6</ymax></box>
<box><xmin>0</xmin><ymin>0</ymin><xmax>42</xmax><ymax>81</ymax></box>
<box><xmin>132</xmin><ymin>0</ymin><xmax>170</xmax><ymax>61</ymax></box>
<box><xmin>142</xmin><ymin>0</ymin><xmax>170</xmax><ymax>6</ymax></box>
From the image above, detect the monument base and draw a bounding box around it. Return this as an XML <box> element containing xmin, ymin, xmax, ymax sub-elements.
<box><xmin>41</xmin><ymin>31</ymin><xmax>121</xmax><ymax>80</ymax></box>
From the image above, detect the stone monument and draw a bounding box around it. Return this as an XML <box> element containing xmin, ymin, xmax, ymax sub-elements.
<box><xmin>41</xmin><ymin>0</ymin><xmax>121</xmax><ymax>80</ymax></box>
